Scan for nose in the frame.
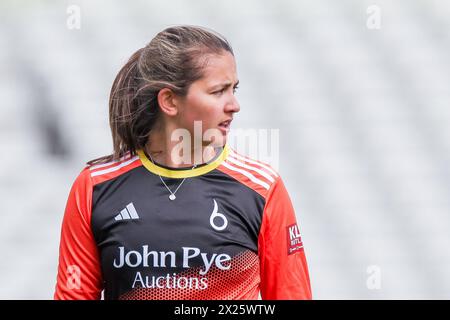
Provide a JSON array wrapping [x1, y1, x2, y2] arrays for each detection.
[[225, 95, 240, 114]]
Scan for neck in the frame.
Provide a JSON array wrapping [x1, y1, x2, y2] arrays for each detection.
[[146, 122, 219, 168]]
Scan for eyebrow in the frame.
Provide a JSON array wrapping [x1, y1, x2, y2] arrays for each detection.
[[210, 80, 239, 91]]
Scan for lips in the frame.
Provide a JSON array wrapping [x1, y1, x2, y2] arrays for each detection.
[[218, 119, 232, 132]]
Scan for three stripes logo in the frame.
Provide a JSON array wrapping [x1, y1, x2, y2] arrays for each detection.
[[114, 202, 140, 221]]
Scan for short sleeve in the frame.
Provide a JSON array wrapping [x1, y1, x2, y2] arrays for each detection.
[[54, 167, 103, 299], [258, 176, 312, 299]]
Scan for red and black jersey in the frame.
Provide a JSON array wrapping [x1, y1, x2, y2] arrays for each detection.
[[54, 145, 312, 300]]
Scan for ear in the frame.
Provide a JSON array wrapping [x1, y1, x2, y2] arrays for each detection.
[[157, 88, 179, 116]]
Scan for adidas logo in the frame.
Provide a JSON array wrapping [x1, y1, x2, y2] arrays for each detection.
[[114, 202, 140, 221]]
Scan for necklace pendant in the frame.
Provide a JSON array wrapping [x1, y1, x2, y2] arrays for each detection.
[[169, 194, 176, 201]]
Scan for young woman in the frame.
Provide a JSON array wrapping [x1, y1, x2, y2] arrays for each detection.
[[54, 25, 311, 300]]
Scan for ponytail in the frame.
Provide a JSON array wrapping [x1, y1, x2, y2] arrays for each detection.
[[87, 48, 159, 166]]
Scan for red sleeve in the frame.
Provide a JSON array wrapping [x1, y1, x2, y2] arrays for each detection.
[[258, 176, 312, 300], [54, 167, 103, 300]]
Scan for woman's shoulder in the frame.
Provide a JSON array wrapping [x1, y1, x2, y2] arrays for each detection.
[[220, 146, 281, 197], [77, 152, 142, 185], [226, 147, 280, 176]]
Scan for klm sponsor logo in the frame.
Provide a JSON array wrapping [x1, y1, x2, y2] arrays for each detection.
[[287, 223, 304, 255], [289, 224, 301, 241], [114, 202, 139, 221]]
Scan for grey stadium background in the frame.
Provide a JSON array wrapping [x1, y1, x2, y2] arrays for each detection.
[[0, 0, 449, 299]]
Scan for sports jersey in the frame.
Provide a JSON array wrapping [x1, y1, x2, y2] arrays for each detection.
[[54, 145, 311, 300]]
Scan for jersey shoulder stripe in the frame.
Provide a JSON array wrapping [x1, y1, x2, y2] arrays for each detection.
[[88, 153, 134, 171], [89, 154, 142, 185], [228, 149, 279, 178], [217, 148, 279, 199]]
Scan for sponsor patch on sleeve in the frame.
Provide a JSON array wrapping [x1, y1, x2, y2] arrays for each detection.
[[287, 223, 304, 255]]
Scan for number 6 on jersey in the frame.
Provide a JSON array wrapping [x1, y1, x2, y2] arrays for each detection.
[[210, 199, 228, 231]]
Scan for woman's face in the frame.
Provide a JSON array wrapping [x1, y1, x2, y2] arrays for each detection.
[[175, 51, 240, 147]]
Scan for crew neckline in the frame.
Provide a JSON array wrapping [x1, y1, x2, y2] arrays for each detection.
[[137, 144, 229, 178]]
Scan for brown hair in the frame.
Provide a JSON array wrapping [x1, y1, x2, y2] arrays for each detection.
[[87, 25, 233, 166]]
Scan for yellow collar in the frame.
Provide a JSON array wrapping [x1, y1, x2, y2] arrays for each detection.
[[137, 145, 229, 178]]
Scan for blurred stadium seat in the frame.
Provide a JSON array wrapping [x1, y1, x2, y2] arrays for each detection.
[[0, 0, 449, 299]]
